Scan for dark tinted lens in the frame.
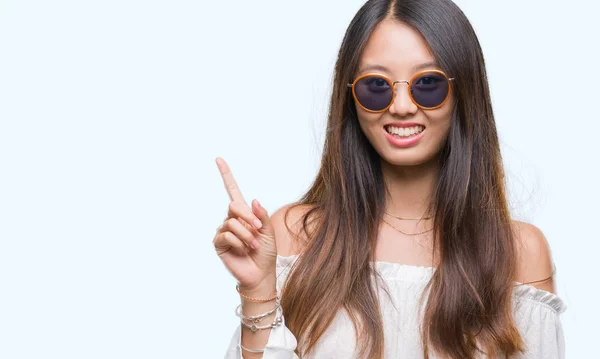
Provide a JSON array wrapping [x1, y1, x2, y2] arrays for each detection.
[[353, 76, 393, 111], [410, 72, 449, 108]]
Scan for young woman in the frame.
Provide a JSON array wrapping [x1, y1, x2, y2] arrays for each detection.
[[214, 0, 565, 358]]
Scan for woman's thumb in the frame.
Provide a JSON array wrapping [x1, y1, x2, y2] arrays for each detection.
[[251, 199, 274, 238]]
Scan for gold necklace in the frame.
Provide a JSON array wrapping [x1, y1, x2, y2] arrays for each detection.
[[384, 211, 433, 221], [381, 217, 433, 236]]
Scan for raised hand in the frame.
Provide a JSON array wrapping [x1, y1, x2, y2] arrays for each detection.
[[213, 157, 278, 292]]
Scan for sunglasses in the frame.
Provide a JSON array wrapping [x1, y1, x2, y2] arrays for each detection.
[[347, 70, 455, 113]]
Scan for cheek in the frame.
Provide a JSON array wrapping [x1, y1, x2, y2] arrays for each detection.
[[356, 111, 383, 136], [430, 113, 452, 134], [427, 100, 454, 135]]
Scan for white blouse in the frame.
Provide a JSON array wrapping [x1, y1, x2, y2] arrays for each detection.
[[226, 254, 566, 358]]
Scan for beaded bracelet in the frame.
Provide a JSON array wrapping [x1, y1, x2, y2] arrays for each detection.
[[235, 299, 280, 323], [240, 307, 283, 332]]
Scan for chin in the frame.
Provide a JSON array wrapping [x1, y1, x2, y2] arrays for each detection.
[[385, 157, 428, 167], [380, 149, 438, 168]]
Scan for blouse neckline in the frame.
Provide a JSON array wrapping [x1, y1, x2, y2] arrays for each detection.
[[275, 254, 567, 314]]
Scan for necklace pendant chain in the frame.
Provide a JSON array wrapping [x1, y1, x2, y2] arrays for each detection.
[[384, 210, 433, 221], [381, 217, 433, 236]]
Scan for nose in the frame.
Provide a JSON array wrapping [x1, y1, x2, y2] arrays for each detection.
[[388, 81, 418, 116]]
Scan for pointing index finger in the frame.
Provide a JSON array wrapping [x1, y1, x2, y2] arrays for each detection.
[[215, 157, 247, 203]]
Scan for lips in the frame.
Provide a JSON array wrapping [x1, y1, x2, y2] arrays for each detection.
[[383, 125, 425, 147], [384, 124, 425, 137]]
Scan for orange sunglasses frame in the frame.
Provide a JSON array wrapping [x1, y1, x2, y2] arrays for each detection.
[[347, 69, 455, 113]]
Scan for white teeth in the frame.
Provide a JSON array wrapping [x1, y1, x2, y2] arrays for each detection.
[[386, 125, 424, 137]]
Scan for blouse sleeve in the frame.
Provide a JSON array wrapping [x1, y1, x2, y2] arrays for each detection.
[[512, 284, 567, 359], [224, 308, 299, 359]]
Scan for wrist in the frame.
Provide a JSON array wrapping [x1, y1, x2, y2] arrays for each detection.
[[238, 274, 277, 298], [238, 276, 279, 317]]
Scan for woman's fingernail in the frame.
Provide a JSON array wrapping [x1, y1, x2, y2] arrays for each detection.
[[253, 219, 262, 229], [251, 240, 259, 249]]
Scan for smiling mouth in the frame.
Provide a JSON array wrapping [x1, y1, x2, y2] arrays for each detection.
[[384, 124, 425, 138]]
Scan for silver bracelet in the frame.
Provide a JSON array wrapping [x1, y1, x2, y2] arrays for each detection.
[[240, 343, 265, 353], [240, 307, 283, 332], [235, 299, 280, 323]]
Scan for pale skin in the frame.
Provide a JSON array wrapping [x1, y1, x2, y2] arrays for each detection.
[[214, 157, 279, 359], [214, 18, 555, 358]]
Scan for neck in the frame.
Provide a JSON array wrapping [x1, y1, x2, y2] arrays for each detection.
[[381, 156, 440, 219]]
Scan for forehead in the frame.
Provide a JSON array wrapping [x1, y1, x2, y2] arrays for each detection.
[[359, 19, 438, 76]]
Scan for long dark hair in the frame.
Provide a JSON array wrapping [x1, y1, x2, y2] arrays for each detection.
[[280, 0, 524, 358]]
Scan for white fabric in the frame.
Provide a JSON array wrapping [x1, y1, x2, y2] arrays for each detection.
[[226, 254, 566, 358]]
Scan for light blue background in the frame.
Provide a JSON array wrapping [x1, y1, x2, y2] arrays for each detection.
[[1, 0, 598, 357]]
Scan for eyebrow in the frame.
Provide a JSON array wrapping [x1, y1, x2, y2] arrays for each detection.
[[358, 61, 440, 74]]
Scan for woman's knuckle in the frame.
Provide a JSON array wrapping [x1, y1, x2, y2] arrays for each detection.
[[225, 218, 236, 227]]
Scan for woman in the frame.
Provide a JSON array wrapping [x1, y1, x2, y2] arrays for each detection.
[[214, 0, 565, 358]]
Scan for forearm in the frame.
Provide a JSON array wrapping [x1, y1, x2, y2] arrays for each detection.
[[238, 276, 278, 359]]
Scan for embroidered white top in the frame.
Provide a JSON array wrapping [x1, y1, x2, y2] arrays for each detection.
[[226, 254, 566, 359]]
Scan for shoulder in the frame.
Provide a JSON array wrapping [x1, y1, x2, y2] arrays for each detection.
[[511, 220, 556, 293], [270, 202, 317, 257]]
